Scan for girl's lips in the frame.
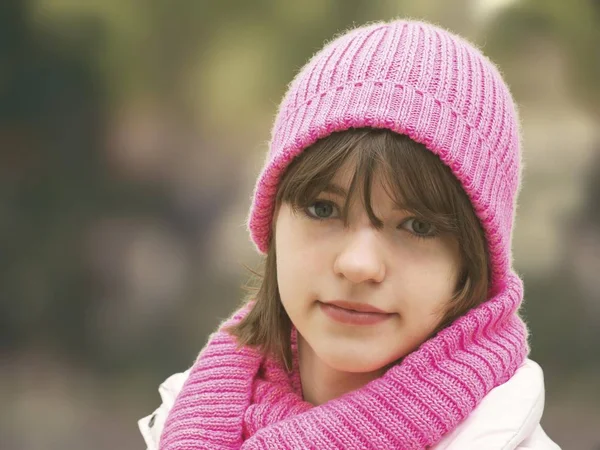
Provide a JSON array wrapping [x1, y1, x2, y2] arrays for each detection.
[[318, 300, 395, 326], [325, 300, 390, 314]]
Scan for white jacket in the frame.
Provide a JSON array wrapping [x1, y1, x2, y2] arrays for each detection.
[[139, 358, 560, 449]]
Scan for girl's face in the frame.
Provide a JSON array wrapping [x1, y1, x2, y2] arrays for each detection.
[[275, 160, 462, 373]]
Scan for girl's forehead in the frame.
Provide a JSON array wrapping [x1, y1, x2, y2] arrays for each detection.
[[330, 160, 356, 184], [330, 158, 391, 190], [326, 161, 399, 206]]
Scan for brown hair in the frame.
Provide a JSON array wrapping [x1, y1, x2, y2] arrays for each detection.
[[228, 128, 489, 369]]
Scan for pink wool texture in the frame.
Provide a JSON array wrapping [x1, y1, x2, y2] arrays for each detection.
[[159, 19, 529, 450]]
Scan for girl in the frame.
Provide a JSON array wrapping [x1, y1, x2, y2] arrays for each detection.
[[140, 19, 560, 449]]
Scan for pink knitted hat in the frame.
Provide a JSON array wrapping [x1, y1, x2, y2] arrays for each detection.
[[248, 19, 521, 296]]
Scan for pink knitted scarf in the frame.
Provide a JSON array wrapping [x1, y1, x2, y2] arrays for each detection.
[[159, 271, 527, 450]]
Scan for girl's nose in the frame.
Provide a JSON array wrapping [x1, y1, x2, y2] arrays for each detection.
[[333, 229, 386, 284]]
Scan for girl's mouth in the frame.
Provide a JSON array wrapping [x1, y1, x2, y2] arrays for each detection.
[[318, 300, 395, 325]]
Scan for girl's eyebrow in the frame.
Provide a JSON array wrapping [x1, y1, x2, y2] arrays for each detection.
[[321, 183, 347, 197], [322, 182, 411, 212]]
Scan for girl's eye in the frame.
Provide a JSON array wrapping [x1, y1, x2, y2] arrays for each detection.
[[400, 218, 437, 238], [306, 201, 339, 219]]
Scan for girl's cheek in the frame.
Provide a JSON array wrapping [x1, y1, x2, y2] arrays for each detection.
[[300, 219, 344, 242]]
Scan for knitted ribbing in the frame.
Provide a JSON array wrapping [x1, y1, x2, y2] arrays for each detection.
[[159, 19, 529, 450], [248, 20, 521, 296]]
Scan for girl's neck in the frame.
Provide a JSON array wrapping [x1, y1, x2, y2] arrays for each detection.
[[297, 334, 385, 406]]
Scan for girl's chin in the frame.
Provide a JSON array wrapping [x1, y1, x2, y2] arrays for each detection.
[[316, 350, 396, 374]]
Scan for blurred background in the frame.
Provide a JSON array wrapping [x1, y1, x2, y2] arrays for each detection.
[[1, 0, 599, 448]]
